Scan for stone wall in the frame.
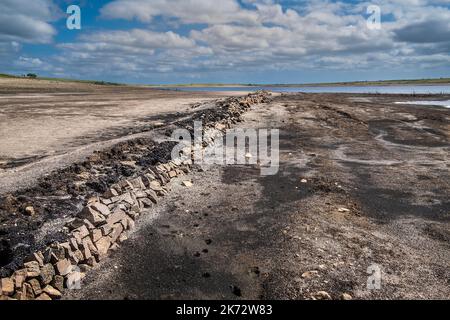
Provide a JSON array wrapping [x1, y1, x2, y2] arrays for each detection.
[[0, 91, 271, 300]]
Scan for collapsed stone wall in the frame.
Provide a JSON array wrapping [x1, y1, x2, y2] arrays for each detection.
[[0, 91, 271, 300]]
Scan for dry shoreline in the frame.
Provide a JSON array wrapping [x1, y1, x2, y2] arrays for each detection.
[[0, 79, 449, 299]]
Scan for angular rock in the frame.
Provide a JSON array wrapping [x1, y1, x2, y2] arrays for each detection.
[[79, 206, 106, 226], [39, 264, 55, 286], [12, 269, 27, 289], [91, 202, 111, 216], [182, 180, 193, 187], [55, 259, 72, 276], [24, 251, 44, 267], [95, 236, 111, 258], [27, 278, 42, 296], [145, 189, 158, 204], [51, 275, 64, 292], [43, 285, 61, 299], [35, 293, 52, 300], [24, 261, 40, 278], [0, 277, 14, 296], [107, 209, 127, 226], [110, 224, 124, 243], [15, 283, 34, 300], [90, 228, 103, 243]]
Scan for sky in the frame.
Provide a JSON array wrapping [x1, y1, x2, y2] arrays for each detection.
[[0, 0, 450, 84]]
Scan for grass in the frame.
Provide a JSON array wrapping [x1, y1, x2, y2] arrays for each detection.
[[1, 73, 449, 87]]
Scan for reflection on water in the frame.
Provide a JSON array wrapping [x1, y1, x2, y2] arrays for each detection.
[[395, 100, 450, 108], [167, 85, 450, 94]]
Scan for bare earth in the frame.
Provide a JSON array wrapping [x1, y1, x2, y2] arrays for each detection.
[[0, 78, 244, 194], [0, 78, 449, 300]]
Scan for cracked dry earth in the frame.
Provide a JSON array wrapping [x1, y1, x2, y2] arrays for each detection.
[[66, 93, 449, 300]]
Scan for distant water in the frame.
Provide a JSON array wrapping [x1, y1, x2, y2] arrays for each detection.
[[395, 100, 450, 108], [167, 85, 450, 94]]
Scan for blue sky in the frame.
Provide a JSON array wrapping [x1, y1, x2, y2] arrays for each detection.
[[1, 0, 450, 84]]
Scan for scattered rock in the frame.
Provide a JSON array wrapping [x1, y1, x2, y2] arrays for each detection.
[[341, 293, 353, 300], [301, 270, 319, 279], [24, 206, 35, 216], [313, 291, 332, 300], [182, 180, 193, 187]]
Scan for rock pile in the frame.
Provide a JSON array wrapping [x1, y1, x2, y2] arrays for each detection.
[[0, 91, 271, 300]]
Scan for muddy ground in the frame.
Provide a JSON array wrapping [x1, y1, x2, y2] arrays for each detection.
[[67, 93, 449, 300], [1, 85, 449, 299]]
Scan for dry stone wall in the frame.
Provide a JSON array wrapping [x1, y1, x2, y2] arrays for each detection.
[[0, 91, 271, 300]]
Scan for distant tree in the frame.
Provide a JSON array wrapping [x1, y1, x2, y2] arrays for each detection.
[[26, 73, 37, 79]]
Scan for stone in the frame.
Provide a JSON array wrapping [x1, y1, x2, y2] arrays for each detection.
[[145, 189, 158, 203], [103, 188, 119, 199], [66, 218, 85, 230], [39, 264, 55, 285], [121, 192, 135, 205], [149, 180, 163, 191], [79, 206, 106, 226], [69, 237, 79, 251], [24, 206, 35, 216], [110, 224, 124, 243], [0, 277, 14, 295], [91, 202, 111, 216], [301, 270, 319, 279], [15, 283, 34, 300], [100, 223, 113, 236], [72, 225, 89, 239], [95, 236, 111, 258], [12, 269, 27, 289], [90, 228, 103, 242], [168, 171, 177, 178], [43, 285, 61, 299], [28, 278, 42, 295], [35, 293, 52, 300], [55, 259, 72, 276], [83, 219, 95, 230], [51, 275, 64, 292], [24, 252, 44, 267], [107, 209, 127, 226], [139, 198, 153, 208], [341, 293, 353, 300], [313, 291, 332, 300], [80, 238, 92, 260], [182, 180, 193, 187], [118, 233, 128, 243], [68, 250, 83, 265], [24, 261, 40, 277], [65, 271, 84, 290], [78, 264, 91, 273]]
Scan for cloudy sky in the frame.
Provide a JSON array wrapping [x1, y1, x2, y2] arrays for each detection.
[[1, 0, 450, 84]]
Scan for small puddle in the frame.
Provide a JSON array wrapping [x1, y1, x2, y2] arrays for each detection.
[[395, 100, 450, 108]]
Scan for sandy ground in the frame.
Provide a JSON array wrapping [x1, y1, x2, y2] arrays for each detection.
[[66, 93, 449, 300], [0, 79, 245, 194]]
